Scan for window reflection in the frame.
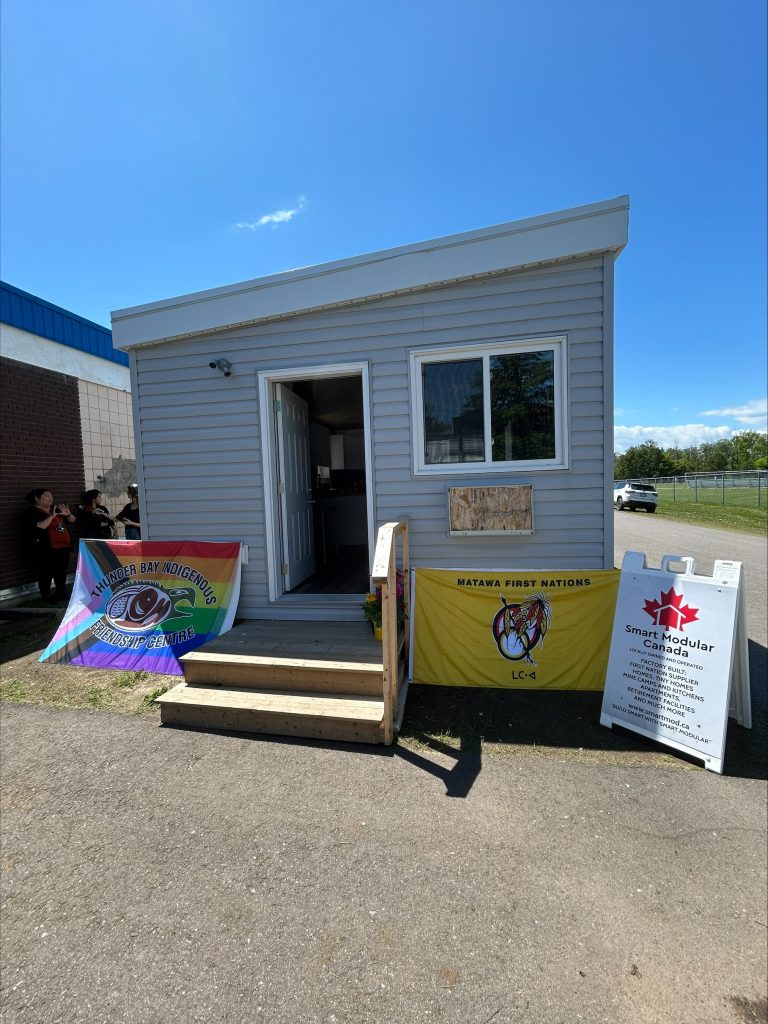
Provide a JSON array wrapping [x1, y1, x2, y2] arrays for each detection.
[[490, 351, 555, 461], [422, 360, 484, 464]]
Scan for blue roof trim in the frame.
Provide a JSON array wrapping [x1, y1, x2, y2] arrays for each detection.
[[0, 281, 129, 367]]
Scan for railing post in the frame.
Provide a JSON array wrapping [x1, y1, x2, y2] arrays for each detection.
[[401, 520, 410, 666], [371, 519, 410, 746], [380, 560, 395, 746]]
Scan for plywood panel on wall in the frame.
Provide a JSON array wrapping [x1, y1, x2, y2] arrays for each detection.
[[448, 485, 533, 535]]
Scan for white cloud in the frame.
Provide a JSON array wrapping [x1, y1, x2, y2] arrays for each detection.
[[614, 423, 733, 452], [235, 195, 307, 231], [699, 397, 767, 430], [614, 397, 767, 451]]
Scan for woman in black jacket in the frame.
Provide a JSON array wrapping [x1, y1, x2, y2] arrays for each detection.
[[76, 489, 116, 540], [115, 484, 141, 539], [25, 488, 75, 602]]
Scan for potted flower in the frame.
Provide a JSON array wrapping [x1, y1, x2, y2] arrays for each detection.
[[362, 571, 407, 640]]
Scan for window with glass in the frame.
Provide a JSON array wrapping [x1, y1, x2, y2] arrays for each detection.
[[412, 338, 566, 473]]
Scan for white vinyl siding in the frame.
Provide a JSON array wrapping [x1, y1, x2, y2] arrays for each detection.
[[131, 257, 609, 619]]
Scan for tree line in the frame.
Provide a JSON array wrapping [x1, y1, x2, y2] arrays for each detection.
[[614, 432, 768, 479]]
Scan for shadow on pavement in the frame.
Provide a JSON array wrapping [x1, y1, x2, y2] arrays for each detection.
[[394, 736, 482, 799], [0, 612, 61, 663], [748, 639, 767, 715], [399, 680, 768, 785], [160, 720, 484, 798]]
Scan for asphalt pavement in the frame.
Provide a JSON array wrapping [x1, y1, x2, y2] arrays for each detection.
[[1, 516, 766, 1024], [1, 703, 766, 1024]]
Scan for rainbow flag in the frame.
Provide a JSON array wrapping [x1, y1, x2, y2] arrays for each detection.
[[40, 540, 242, 675]]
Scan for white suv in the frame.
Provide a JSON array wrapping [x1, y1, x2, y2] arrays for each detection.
[[613, 480, 658, 513]]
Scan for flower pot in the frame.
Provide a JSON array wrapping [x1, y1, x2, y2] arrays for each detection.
[[373, 625, 383, 641]]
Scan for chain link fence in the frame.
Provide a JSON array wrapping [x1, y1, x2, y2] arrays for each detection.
[[619, 470, 767, 508]]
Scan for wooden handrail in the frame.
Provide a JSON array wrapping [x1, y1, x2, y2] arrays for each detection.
[[371, 519, 409, 745]]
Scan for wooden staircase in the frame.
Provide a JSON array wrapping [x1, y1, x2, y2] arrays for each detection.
[[156, 521, 410, 746]]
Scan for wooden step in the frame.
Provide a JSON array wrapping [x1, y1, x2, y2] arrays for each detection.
[[156, 683, 385, 744], [180, 619, 385, 696], [180, 651, 384, 695]]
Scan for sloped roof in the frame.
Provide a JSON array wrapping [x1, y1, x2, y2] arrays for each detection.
[[1, 281, 128, 367], [111, 195, 629, 351]]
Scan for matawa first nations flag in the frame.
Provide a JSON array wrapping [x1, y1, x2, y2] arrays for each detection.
[[412, 568, 620, 690], [40, 540, 242, 675]]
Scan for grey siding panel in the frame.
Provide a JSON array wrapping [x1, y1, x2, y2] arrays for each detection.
[[143, 451, 260, 467], [376, 477, 610, 497], [377, 491, 604, 511], [133, 257, 608, 618], [572, 416, 604, 431], [571, 403, 604, 419], [142, 440, 260, 456]]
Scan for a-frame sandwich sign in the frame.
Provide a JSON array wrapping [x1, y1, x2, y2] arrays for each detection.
[[600, 552, 751, 774]]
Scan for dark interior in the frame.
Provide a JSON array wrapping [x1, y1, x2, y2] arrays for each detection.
[[284, 377, 369, 595]]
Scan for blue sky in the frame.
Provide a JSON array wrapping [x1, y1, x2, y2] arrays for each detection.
[[1, 0, 765, 451]]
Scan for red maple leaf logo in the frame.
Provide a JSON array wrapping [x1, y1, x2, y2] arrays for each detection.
[[643, 587, 699, 631]]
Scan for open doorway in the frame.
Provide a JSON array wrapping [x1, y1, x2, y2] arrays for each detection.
[[263, 366, 373, 599]]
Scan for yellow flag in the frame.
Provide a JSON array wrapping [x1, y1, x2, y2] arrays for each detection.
[[412, 568, 620, 690]]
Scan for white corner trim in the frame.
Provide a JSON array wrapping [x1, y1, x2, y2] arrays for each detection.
[[602, 254, 616, 569]]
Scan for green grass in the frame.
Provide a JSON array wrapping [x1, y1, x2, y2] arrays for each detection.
[[654, 482, 766, 510], [143, 685, 170, 706], [114, 670, 150, 689], [650, 497, 767, 535], [0, 679, 29, 701], [638, 482, 768, 534]]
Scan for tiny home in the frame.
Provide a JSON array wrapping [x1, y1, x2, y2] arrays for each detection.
[[111, 197, 628, 623]]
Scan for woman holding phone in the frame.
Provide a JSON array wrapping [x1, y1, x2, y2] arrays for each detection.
[[25, 488, 75, 603], [76, 489, 116, 540]]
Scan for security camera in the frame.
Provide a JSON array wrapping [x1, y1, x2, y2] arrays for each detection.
[[209, 358, 232, 377]]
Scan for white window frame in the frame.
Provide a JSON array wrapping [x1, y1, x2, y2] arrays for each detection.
[[409, 335, 569, 476]]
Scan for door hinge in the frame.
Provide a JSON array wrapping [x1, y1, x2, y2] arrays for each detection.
[[274, 399, 282, 413], [281, 562, 289, 575], [278, 482, 286, 495]]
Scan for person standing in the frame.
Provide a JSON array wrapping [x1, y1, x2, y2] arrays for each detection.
[[76, 490, 116, 540], [115, 484, 141, 539], [24, 489, 75, 603]]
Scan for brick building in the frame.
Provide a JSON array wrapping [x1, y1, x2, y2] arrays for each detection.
[[0, 282, 136, 595]]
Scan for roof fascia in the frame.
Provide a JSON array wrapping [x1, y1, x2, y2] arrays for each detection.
[[111, 196, 629, 350]]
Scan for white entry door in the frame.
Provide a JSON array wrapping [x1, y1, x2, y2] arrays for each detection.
[[275, 383, 315, 590]]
